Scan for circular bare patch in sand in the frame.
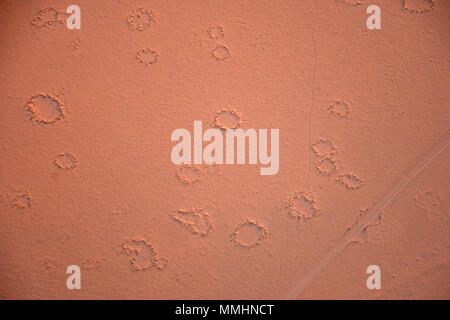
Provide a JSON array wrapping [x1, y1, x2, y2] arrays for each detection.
[[2, 188, 32, 210], [207, 26, 225, 39], [127, 8, 155, 31], [401, 0, 435, 13], [311, 139, 336, 158], [231, 219, 268, 248], [54, 153, 77, 170], [31, 7, 66, 29], [176, 165, 202, 184], [214, 109, 242, 130], [315, 157, 337, 176], [211, 45, 230, 61], [336, 173, 363, 190], [122, 238, 167, 271], [136, 48, 159, 65], [26, 93, 64, 124], [328, 100, 350, 118], [288, 191, 319, 220]]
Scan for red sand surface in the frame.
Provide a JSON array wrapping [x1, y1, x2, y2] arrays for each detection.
[[0, 0, 448, 299]]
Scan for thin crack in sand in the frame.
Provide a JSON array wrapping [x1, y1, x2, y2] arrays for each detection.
[[307, 0, 319, 184]]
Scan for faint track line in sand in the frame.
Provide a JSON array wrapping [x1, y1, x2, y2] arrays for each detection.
[[307, 0, 319, 185], [289, 0, 319, 280], [283, 0, 319, 279], [287, 133, 450, 299], [278, 221, 290, 278]]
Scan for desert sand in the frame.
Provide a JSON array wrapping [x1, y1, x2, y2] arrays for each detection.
[[0, 0, 448, 299]]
